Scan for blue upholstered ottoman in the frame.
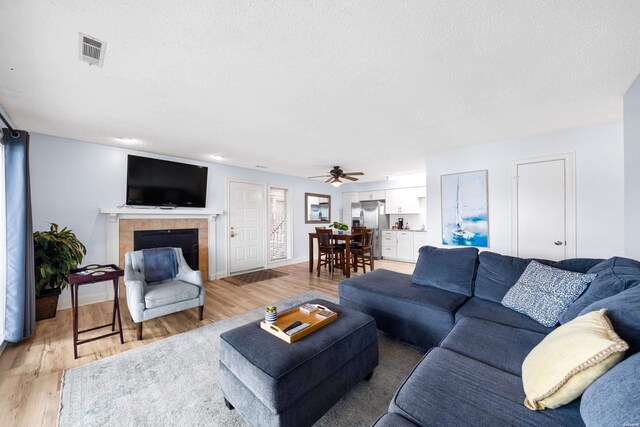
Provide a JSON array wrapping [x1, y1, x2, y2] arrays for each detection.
[[219, 299, 378, 427]]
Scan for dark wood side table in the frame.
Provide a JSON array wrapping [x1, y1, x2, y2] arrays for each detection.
[[68, 264, 125, 359]]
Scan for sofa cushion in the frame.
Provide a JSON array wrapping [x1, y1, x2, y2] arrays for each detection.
[[144, 280, 200, 308], [474, 251, 531, 303], [502, 261, 596, 327], [522, 309, 628, 410], [580, 353, 640, 427], [339, 269, 467, 348], [578, 285, 640, 355], [389, 348, 583, 427], [372, 413, 418, 427], [474, 251, 603, 303], [561, 257, 640, 324], [456, 297, 554, 334], [411, 246, 478, 296], [440, 317, 546, 377]]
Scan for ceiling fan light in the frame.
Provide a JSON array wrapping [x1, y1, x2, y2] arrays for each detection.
[[330, 179, 343, 187]]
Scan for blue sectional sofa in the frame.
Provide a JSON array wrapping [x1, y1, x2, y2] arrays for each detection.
[[338, 247, 640, 426]]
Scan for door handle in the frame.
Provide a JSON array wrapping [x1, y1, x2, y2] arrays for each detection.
[[230, 227, 236, 238], [554, 241, 563, 246]]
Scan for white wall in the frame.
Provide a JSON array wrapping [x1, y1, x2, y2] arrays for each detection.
[[424, 122, 625, 258], [624, 74, 640, 259], [28, 133, 342, 308]]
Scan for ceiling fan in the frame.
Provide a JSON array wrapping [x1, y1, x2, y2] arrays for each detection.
[[308, 166, 364, 187]]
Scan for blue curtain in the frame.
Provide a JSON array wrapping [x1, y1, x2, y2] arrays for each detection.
[[3, 128, 35, 342]]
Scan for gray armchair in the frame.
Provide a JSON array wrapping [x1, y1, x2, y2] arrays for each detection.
[[124, 247, 205, 340]]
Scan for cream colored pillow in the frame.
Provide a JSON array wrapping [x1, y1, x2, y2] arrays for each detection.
[[522, 309, 628, 410]]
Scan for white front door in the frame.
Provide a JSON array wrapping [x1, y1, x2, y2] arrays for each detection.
[[514, 158, 570, 260], [228, 181, 266, 274]]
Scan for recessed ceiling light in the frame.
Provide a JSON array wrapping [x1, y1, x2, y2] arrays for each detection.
[[114, 137, 140, 145], [210, 155, 225, 161], [255, 165, 268, 169]]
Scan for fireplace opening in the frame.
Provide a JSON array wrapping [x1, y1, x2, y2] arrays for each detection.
[[134, 228, 199, 271]]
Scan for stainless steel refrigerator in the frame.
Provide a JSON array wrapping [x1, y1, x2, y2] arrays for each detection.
[[351, 201, 389, 259]]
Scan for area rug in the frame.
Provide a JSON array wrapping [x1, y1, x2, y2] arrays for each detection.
[[58, 291, 424, 426], [222, 269, 289, 286]]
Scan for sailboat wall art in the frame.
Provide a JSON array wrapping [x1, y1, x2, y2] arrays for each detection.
[[441, 170, 489, 247]]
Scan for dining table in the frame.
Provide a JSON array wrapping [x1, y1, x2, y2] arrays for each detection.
[[308, 231, 363, 279]]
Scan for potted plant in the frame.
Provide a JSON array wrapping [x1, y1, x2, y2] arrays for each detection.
[[328, 222, 349, 234], [33, 223, 86, 321], [265, 305, 278, 324]]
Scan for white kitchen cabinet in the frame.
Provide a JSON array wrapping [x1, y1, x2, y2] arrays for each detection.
[[358, 190, 386, 201], [413, 232, 429, 261], [382, 230, 396, 247], [381, 230, 423, 262], [342, 192, 360, 223], [385, 187, 424, 214], [396, 231, 414, 261]]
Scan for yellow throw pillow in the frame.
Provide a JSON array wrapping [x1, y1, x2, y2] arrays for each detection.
[[522, 309, 628, 410]]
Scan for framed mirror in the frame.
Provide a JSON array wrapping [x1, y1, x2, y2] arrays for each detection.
[[305, 193, 331, 224]]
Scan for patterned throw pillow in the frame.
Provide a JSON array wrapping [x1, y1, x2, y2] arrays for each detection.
[[502, 261, 596, 327]]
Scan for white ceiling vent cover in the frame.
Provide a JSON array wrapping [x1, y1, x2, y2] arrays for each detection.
[[79, 33, 106, 67]]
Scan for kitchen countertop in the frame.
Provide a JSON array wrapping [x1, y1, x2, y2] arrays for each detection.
[[383, 229, 426, 232]]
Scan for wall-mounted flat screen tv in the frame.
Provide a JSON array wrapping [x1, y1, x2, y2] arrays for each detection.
[[126, 155, 208, 207]]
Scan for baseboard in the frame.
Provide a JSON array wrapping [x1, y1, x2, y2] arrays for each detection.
[[210, 257, 309, 281], [268, 256, 308, 268], [57, 292, 112, 310]]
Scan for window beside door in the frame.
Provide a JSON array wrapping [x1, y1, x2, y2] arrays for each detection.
[[269, 187, 290, 262]]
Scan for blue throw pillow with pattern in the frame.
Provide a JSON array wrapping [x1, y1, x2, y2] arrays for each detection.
[[502, 260, 596, 327]]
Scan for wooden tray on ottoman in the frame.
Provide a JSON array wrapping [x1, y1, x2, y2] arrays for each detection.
[[260, 304, 337, 343]]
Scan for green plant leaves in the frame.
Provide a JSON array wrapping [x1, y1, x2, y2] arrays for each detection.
[[33, 223, 86, 297]]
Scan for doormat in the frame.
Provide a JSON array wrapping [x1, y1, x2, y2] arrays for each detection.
[[222, 269, 289, 286]]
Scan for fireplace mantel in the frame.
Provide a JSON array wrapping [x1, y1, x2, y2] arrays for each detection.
[[99, 208, 223, 291], [99, 207, 222, 220]]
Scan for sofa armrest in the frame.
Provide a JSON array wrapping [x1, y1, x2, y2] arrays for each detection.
[[125, 279, 146, 323]]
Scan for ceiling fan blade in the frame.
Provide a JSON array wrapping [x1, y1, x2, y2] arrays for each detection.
[[342, 176, 359, 181], [308, 175, 331, 178], [343, 172, 364, 176], [325, 177, 334, 183]]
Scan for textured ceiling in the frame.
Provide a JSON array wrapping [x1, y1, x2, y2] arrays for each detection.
[[1, 1, 640, 181]]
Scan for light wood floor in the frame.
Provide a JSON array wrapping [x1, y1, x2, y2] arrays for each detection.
[[0, 259, 414, 427]]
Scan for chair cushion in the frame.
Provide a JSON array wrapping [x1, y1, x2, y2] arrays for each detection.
[[580, 352, 640, 427], [474, 251, 603, 303], [440, 317, 546, 376], [389, 348, 583, 427], [522, 309, 628, 410], [456, 297, 554, 334], [578, 285, 640, 355], [502, 261, 596, 327], [142, 247, 178, 282], [561, 257, 640, 324], [144, 280, 200, 308], [411, 246, 478, 296]]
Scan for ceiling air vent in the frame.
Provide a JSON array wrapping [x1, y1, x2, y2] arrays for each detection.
[[79, 33, 106, 67]]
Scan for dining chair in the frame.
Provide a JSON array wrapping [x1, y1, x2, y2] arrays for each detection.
[[316, 227, 346, 279], [351, 229, 374, 273], [350, 226, 367, 251]]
